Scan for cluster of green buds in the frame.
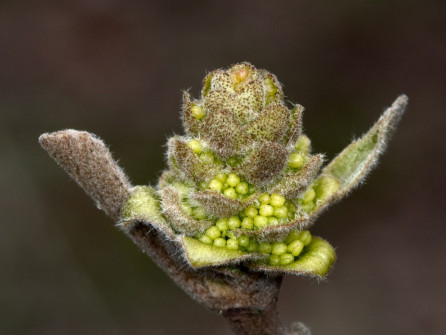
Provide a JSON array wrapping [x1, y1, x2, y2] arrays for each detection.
[[121, 62, 407, 278], [197, 227, 312, 266]]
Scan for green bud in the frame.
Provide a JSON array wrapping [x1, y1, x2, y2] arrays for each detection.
[[280, 253, 295, 265], [208, 179, 223, 192], [258, 193, 270, 204], [241, 217, 254, 230], [287, 239, 304, 256], [245, 205, 258, 218], [187, 139, 203, 154], [259, 204, 274, 217], [216, 218, 229, 231], [227, 173, 240, 187], [288, 152, 305, 169], [191, 104, 205, 120], [271, 242, 288, 255], [273, 206, 288, 219], [258, 242, 272, 254], [238, 235, 250, 247], [267, 217, 279, 226], [270, 193, 286, 207], [223, 187, 237, 199], [215, 173, 228, 183], [269, 254, 281, 266], [206, 226, 221, 240], [235, 182, 249, 195], [200, 151, 215, 164], [254, 215, 268, 228], [295, 135, 311, 154], [228, 216, 242, 229], [226, 238, 239, 250], [198, 234, 213, 244], [213, 237, 227, 247], [246, 240, 259, 252], [193, 207, 206, 220]]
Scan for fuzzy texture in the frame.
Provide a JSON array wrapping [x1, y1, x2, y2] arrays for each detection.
[[40, 63, 407, 335], [39, 130, 131, 221]]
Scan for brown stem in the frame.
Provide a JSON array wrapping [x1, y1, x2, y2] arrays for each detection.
[[223, 301, 283, 335]]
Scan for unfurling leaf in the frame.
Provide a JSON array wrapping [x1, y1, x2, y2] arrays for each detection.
[[250, 237, 336, 278], [181, 236, 266, 268]]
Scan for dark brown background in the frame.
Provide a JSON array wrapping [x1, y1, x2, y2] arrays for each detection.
[[1, 1, 445, 334]]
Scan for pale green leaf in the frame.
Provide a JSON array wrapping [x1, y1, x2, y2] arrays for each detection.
[[181, 236, 266, 268], [300, 95, 407, 220], [250, 237, 336, 278]]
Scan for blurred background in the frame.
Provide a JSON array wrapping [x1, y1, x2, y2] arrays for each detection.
[[1, 1, 445, 334]]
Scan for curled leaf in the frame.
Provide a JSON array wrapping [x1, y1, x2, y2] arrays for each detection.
[[181, 236, 266, 268], [304, 95, 408, 221], [250, 237, 336, 278]]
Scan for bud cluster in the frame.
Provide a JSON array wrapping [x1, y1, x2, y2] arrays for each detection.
[[196, 228, 313, 266], [119, 62, 406, 276]]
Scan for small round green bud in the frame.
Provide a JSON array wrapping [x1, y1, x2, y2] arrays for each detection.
[[193, 207, 206, 220], [271, 242, 288, 255], [280, 253, 295, 265], [285, 230, 301, 244], [269, 255, 281, 266], [238, 235, 250, 247], [200, 152, 214, 164], [227, 173, 240, 187], [315, 176, 339, 201], [270, 193, 286, 207], [286, 202, 296, 213], [241, 217, 254, 230], [216, 218, 229, 231], [206, 226, 221, 240], [258, 242, 272, 254], [180, 203, 193, 216], [298, 230, 312, 246], [228, 216, 242, 229], [191, 105, 205, 120], [267, 217, 279, 226], [246, 240, 259, 252], [273, 206, 288, 219], [302, 187, 316, 204], [295, 135, 311, 154], [259, 204, 274, 217], [258, 193, 270, 204], [223, 187, 237, 199], [208, 179, 223, 192], [254, 216, 268, 229], [235, 182, 249, 195], [187, 139, 203, 154], [227, 156, 239, 167], [198, 234, 213, 244], [248, 185, 256, 194], [245, 205, 258, 218], [226, 238, 239, 250], [288, 152, 305, 169], [215, 173, 228, 183], [287, 239, 304, 256], [213, 237, 227, 247]]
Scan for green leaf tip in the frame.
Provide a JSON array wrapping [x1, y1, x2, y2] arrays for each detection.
[[119, 186, 174, 238], [181, 236, 266, 268], [250, 237, 336, 278], [299, 95, 408, 220], [323, 94, 408, 196]]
